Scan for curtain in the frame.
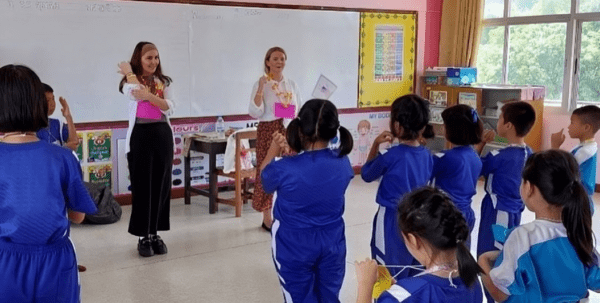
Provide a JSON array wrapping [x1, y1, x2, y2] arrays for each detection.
[[438, 0, 484, 67]]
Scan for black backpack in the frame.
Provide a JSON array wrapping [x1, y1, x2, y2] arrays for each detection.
[[82, 182, 122, 224]]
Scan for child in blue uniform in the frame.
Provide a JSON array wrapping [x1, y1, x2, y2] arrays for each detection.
[[479, 150, 600, 302], [361, 94, 434, 279], [36, 83, 79, 151], [261, 99, 354, 302], [551, 105, 600, 213], [0, 65, 97, 302], [355, 187, 483, 303], [431, 105, 483, 243], [475, 101, 535, 303]]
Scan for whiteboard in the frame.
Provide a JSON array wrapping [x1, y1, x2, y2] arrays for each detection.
[[0, 0, 360, 122]]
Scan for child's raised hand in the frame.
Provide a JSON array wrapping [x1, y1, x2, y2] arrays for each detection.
[[58, 97, 72, 119], [483, 129, 496, 143], [551, 128, 566, 149], [374, 131, 394, 145], [355, 258, 379, 289], [273, 132, 290, 154]]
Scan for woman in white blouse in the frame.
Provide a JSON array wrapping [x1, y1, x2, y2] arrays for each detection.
[[118, 42, 174, 257], [249, 46, 302, 231]]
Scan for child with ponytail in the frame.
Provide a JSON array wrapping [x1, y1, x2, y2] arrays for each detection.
[[479, 149, 600, 302], [261, 99, 354, 302], [355, 187, 483, 302], [361, 94, 435, 279], [431, 104, 483, 246]]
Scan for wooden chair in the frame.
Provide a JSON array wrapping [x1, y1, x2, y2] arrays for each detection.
[[215, 130, 257, 217]]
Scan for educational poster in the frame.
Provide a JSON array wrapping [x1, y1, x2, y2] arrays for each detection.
[[458, 92, 477, 109], [339, 112, 391, 166], [75, 132, 84, 163], [429, 91, 448, 107], [116, 139, 130, 194], [88, 164, 112, 188], [430, 107, 444, 124], [374, 25, 403, 82], [359, 12, 417, 108], [87, 130, 111, 162]]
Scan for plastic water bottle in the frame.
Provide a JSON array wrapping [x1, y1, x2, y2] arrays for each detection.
[[216, 116, 225, 139]]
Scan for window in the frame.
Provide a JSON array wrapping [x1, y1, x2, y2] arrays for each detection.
[[478, 0, 600, 109], [511, 0, 570, 16], [507, 23, 566, 101], [577, 21, 600, 105]]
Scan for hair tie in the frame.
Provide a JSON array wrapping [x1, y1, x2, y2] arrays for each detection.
[[471, 108, 478, 123], [456, 239, 463, 244]]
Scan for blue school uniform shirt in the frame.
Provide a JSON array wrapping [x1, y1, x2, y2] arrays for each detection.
[[377, 274, 483, 302], [0, 141, 96, 245], [361, 144, 433, 208], [431, 146, 482, 213], [481, 145, 533, 213], [36, 118, 69, 146], [261, 149, 354, 228], [572, 141, 597, 196], [490, 220, 600, 302]]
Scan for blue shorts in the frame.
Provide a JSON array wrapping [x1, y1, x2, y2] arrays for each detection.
[[271, 219, 346, 303], [371, 205, 421, 279], [0, 237, 80, 303]]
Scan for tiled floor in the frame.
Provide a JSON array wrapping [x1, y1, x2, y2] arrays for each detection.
[[72, 178, 600, 302]]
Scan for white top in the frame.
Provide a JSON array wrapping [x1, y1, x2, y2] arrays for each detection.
[[122, 81, 175, 154], [248, 75, 302, 122]]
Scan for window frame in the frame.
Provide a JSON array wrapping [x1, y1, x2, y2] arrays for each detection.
[[480, 0, 600, 112]]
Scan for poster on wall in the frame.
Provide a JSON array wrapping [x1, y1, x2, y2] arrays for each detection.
[[75, 132, 84, 162], [458, 92, 477, 109], [374, 25, 403, 82], [88, 164, 112, 188], [429, 91, 448, 107], [340, 111, 392, 166], [358, 12, 417, 108], [117, 139, 130, 194], [430, 107, 444, 124], [87, 131, 111, 162]]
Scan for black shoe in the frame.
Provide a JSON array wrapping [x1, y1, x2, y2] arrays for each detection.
[[261, 222, 272, 233], [151, 235, 168, 255], [138, 237, 154, 257]]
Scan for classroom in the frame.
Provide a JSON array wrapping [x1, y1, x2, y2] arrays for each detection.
[[1, 0, 600, 302]]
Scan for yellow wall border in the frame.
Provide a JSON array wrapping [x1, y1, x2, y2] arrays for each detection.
[[359, 12, 417, 108]]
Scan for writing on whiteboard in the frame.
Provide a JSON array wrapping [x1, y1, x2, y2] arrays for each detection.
[[10, 1, 58, 10], [233, 8, 262, 17], [36, 1, 58, 10], [87, 3, 121, 13], [192, 11, 222, 20]]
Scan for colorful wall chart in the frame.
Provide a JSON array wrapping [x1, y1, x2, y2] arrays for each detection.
[[359, 12, 417, 108]]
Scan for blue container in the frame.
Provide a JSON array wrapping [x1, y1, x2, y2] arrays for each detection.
[[446, 77, 461, 86], [446, 68, 461, 77], [459, 68, 477, 84]]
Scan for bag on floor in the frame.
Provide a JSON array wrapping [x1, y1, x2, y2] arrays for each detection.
[[82, 182, 122, 224]]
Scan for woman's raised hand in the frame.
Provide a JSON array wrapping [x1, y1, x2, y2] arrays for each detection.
[[118, 61, 133, 76]]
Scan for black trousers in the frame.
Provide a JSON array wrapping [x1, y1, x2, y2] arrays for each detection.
[[127, 122, 173, 237]]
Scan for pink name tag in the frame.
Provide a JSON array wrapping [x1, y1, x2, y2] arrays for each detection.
[[274, 103, 296, 119], [136, 101, 162, 120]]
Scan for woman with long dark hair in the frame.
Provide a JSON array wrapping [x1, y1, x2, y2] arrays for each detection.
[[118, 42, 174, 257]]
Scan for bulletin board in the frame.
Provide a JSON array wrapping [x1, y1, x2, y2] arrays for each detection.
[[358, 12, 417, 108]]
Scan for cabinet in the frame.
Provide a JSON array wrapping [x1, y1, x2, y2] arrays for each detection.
[[420, 83, 545, 153]]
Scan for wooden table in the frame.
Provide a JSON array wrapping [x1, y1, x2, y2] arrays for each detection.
[[183, 135, 227, 214]]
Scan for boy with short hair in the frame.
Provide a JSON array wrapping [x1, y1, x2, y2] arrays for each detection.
[[36, 83, 79, 151], [551, 105, 600, 212], [474, 101, 536, 303]]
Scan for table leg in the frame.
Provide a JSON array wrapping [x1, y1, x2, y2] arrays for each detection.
[[184, 155, 191, 205], [209, 151, 218, 214]]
